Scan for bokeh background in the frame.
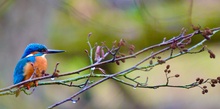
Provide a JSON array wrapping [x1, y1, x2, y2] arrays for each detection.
[[0, 0, 220, 109]]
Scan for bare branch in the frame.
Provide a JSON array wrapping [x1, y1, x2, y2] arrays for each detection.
[[0, 27, 220, 109]]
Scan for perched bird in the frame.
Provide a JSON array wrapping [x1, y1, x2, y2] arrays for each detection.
[[13, 43, 64, 93]]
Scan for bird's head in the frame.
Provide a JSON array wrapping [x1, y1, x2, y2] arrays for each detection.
[[21, 43, 65, 59]]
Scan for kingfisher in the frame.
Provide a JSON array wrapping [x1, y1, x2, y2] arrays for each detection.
[[13, 43, 64, 93]]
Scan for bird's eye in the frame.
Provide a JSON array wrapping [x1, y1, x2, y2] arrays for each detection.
[[41, 49, 47, 52]]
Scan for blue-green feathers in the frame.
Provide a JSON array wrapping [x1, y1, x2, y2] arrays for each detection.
[[13, 55, 36, 84], [21, 43, 47, 59], [13, 43, 47, 84]]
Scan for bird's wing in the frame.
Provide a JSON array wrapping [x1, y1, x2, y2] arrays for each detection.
[[13, 56, 36, 84]]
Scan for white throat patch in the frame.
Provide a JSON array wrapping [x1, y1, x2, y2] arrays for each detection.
[[25, 54, 46, 58], [25, 54, 33, 58], [41, 54, 46, 58]]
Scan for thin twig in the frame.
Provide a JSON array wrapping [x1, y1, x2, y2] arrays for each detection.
[[0, 27, 220, 108]]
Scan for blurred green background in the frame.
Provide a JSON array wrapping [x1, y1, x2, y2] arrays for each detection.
[[0, 0, 220, 109]]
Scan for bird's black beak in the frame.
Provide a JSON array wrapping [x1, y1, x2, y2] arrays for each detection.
[[47, 49, 65, 54]]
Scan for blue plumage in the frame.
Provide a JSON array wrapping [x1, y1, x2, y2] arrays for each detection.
[[21, 43, 47, 59], [13, 56, 36, 84], [13, 43, 64, 97], [13, 43, 64, 87]]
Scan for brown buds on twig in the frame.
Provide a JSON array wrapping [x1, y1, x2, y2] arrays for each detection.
[[129, 44, 135, 55], [208, 49, 215, 59], [217, 77, 220, 82], [194, 76, 220, 94], [118, 39, 126, 47], [164, 64, 180, 85], [95, 46, 101, 61], [202, 89, 208, 94], [175, 74, 180, 78], [202, 28, 213, 40], [199, 78, 204, 84], [196, 77, 200, 82], [88, 32, 92, 38], [120, 54, 126, 63], [195, 78, 209, 95], [52, 62, 60, 78], [115, 60, 120, 65], [166, 65, 170, 69], [192, 24, 201, 31], [85, 49, 89, 55], [157, 59, 165, 64], [1, 26, 220, 108], [170, 41, 177, 49], [204, 28, 213, 35], [115, 55, 120, 65], [149, 60, 153, 65], [164, 65, 170, 74], [95, 46, 105, 61], [211, 77, 220, 87], [115, 54, 126, 65]]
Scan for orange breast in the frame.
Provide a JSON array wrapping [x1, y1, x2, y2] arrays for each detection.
[[23, 56, 47, 87]]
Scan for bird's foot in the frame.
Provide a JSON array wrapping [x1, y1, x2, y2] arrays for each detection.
[[27, 85, 30, 90], [34, 81, 38, 87]]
